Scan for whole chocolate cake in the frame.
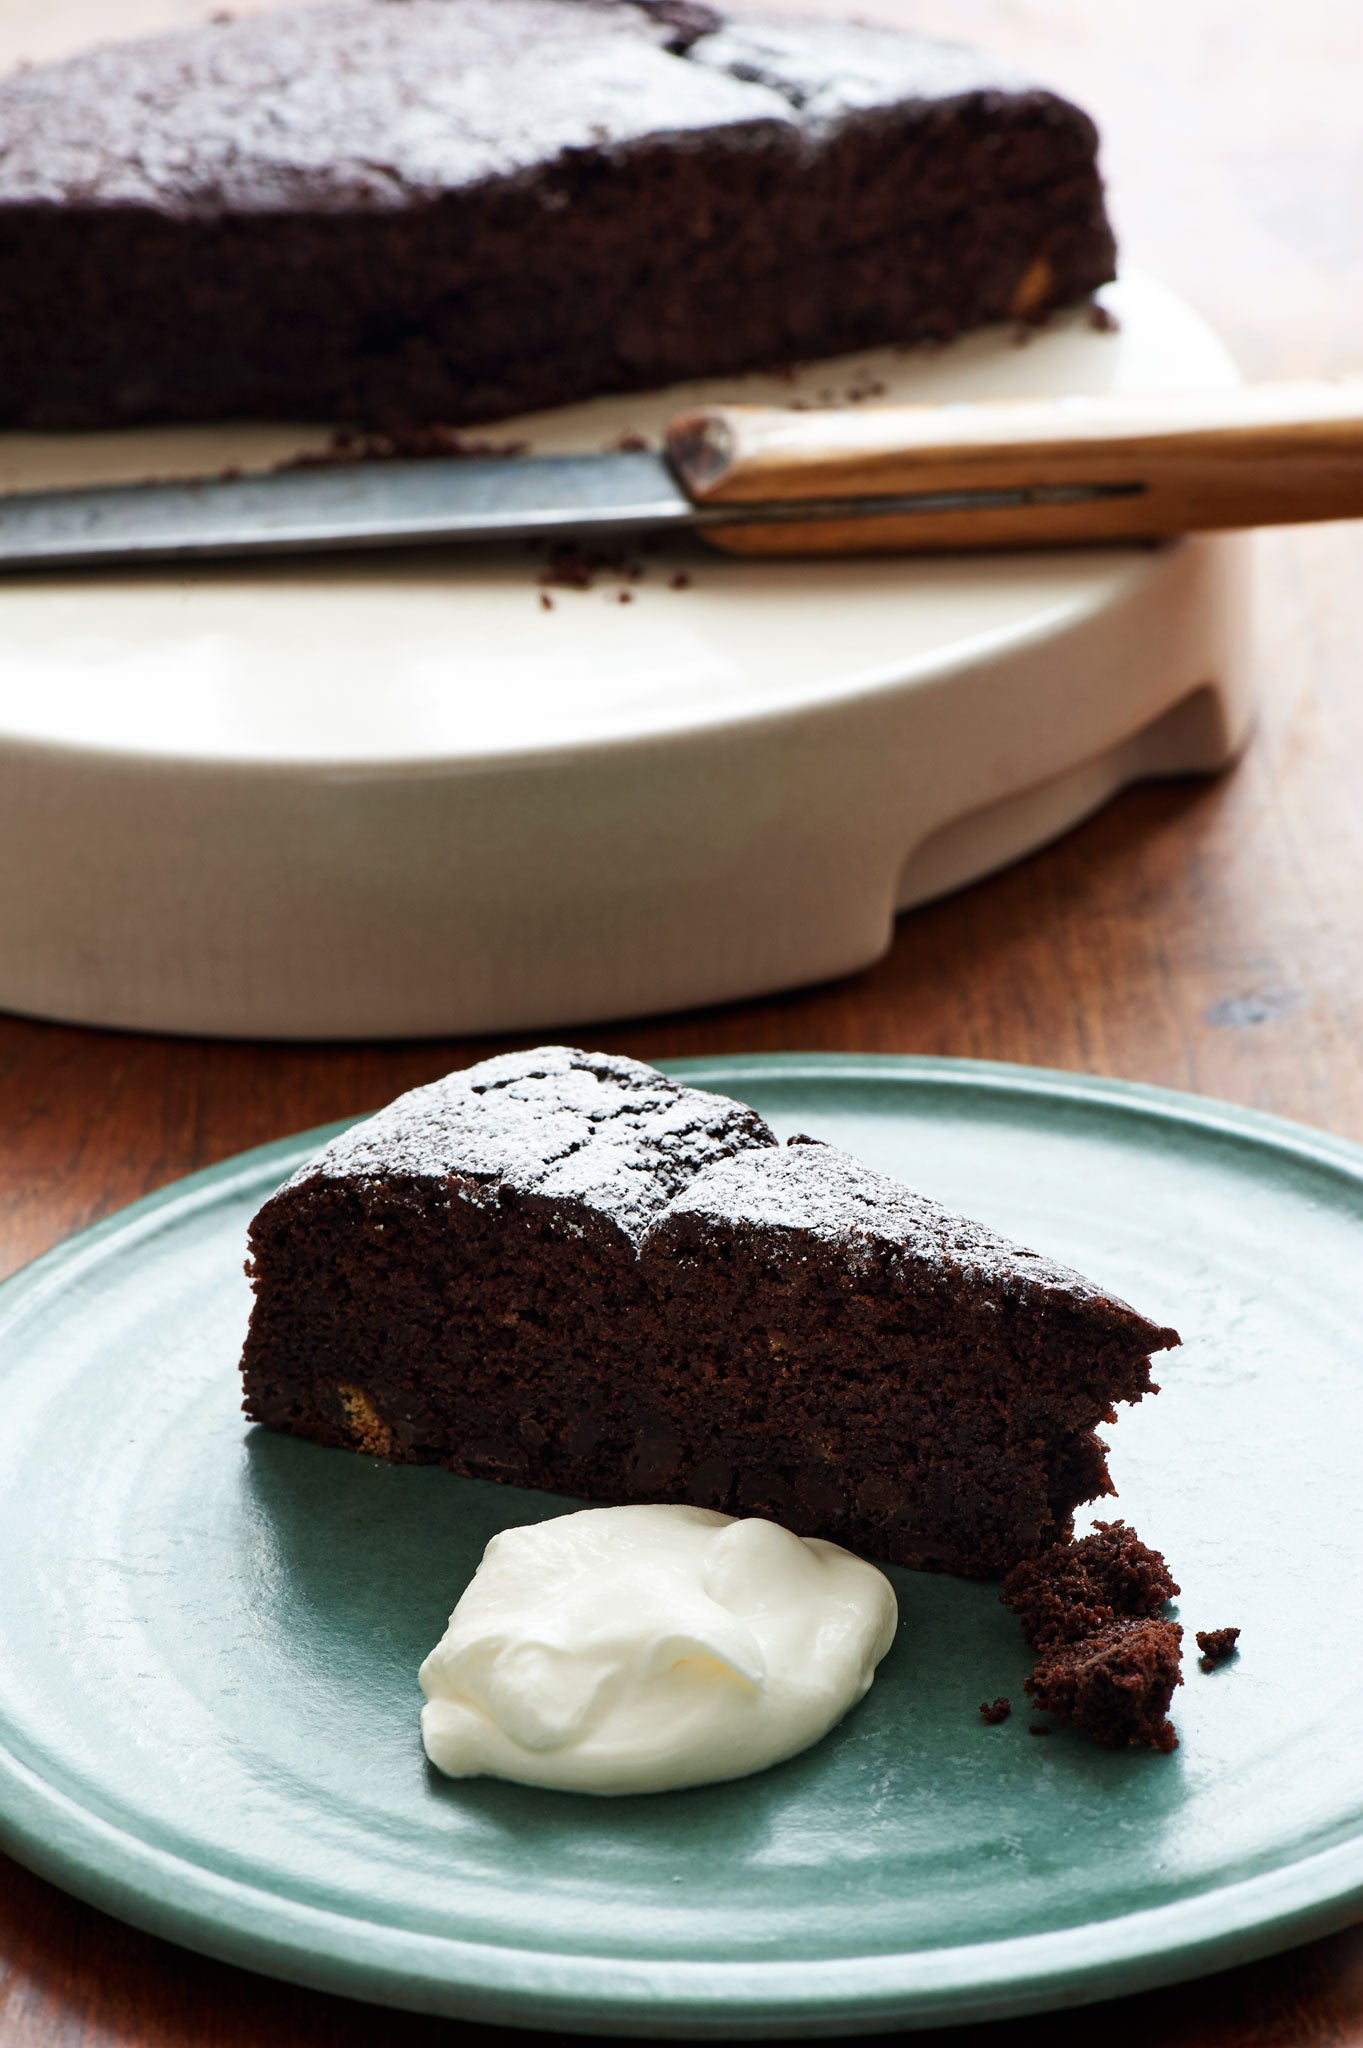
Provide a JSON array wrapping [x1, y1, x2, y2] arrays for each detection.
[[0, 0, 1116, 429], [240, 1048, 1177, 1576]]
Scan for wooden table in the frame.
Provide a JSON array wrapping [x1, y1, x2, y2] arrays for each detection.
[[3, 0, 1362, 2040]]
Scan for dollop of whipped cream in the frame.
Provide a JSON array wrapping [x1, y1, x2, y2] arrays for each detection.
[[418, 1503, 897, 1796]]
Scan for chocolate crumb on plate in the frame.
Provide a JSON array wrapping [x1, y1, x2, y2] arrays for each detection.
[[980, 1696, 1011, 1725], [1002, 1521, 1184, 1751], [539, 543, 645, 592], [1197, 1626, 1240, 1670], [1001, 1521, 1179, 1648], [1026, 1617, 1183, 1753]]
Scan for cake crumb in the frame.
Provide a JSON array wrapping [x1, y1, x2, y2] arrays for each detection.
[[1003, 1523, 1184, 1752], [1087, 300, 1121, 333], [537, 543, 646, 592], [1002, 1521, 1179, 1648], [615, 588, 634, 604], [538, 592, 554, 611], [1196, 1626, 1240, 1670], [1027, 1721, 1051, 1737], [280, 424, 527, 469], [980, 1696, 1011, 1725], [1027, 1618, 1182, 1752], [668, 570, 692, 590], [538, 544, 595, 590]]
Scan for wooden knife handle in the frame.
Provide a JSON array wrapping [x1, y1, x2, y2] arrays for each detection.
[[665, 381, 1363, 553]]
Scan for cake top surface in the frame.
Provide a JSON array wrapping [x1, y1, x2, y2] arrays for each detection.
[[284, 1046, 775, 1245], [685, 15, 1036, 125], [655, 1137, 1180, 1344], [0, 0, 1059, 215]]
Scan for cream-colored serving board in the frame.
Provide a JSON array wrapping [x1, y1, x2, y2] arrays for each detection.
[[0, 273, 1250, 1039]]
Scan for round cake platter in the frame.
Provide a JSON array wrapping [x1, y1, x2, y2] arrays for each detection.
[[0, 274, 1252, 1040], [1, 1054, 1362, 2034]]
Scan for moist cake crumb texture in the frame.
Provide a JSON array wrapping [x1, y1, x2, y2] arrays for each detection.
[[1002, 1521, 1184, 1749], [979, 1696, 1012, 1725], [1196, 1626, 1240, 1669], [240, 1046, 1178, 1579], [1000, 1520, 1180, 1645], [1026, 1618, 1183, 1752]]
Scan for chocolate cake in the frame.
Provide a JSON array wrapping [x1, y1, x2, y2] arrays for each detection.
[[240, 1047, 1178, 1577], [1002, 1521, 1184, 1749], [0, 0, 1117, 430]]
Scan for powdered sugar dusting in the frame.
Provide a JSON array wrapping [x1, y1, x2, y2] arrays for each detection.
[[653, 1139, 1178, 1339], [286, 1046, 777, 1245]]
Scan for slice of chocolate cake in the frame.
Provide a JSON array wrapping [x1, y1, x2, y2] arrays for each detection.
[[241, 1048, 1177, 1576], [0, 0, 1116, 430]]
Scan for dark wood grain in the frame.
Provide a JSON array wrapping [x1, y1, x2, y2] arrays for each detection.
[[3, 0, 1363, 2041]]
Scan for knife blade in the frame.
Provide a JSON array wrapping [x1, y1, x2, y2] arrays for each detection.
[[0, 451, 700, 570], [0, 448, 1142, 571], [1, 379, 1361, 571]]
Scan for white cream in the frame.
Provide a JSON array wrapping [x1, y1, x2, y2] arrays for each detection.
[[418, 1503, 897, 1796]]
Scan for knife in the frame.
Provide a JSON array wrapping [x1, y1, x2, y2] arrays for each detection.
[[3, 379, 1363, 571]]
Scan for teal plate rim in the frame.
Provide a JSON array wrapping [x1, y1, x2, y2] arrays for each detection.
[[2, 1051, 1363, 2036]]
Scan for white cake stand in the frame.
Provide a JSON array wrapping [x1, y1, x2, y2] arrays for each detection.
[[0, 272, 1250, 1039]]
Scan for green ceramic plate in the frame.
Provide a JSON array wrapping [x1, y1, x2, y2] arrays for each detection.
[[2, 1055, 1362, 2035]]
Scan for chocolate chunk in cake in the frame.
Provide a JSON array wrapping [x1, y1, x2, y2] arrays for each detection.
[[1000, 1520, 1180, 1647], [240, 1047, 1177, 1577], [980, 1696, 1012, 1725], [1026, 1617, 1184, 1752], [0, 0, 1116, 429], [1196, 1626, 1240, 1670]]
